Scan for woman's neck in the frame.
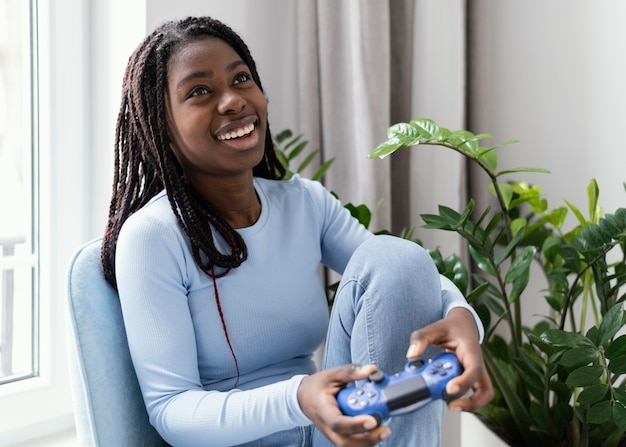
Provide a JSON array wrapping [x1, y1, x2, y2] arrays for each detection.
[[191, 174, 261, 229]]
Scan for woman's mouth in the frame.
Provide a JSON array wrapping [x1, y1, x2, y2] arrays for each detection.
[[216, 122, 255, 141]]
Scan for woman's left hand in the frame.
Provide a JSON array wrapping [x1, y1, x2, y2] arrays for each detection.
[[405, 307, 494, 412]]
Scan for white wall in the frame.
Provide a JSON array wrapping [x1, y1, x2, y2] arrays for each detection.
[[470, 1, 626, 336], [473, 1, 625, 217]]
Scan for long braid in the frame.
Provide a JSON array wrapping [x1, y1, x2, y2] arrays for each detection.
[[101, 17, 284, 382]]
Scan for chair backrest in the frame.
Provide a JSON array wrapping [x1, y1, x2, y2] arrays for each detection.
[[66, 238, 169, 446]]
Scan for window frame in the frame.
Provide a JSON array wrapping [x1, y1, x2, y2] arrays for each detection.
[[0, 0, 90, 442]]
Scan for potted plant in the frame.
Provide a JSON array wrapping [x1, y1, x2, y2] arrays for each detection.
[[367, 118, 626, 447]]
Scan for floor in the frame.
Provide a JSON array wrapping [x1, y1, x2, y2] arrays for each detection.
[[12, 429, 77, 447]]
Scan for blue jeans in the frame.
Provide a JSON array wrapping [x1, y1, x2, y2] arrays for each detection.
[[238, 235, 446, 447]]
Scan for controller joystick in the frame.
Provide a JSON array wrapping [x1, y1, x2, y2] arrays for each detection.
[[337, 352, 463, 424]]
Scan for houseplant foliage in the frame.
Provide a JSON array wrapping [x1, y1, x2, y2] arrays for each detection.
[[369, 118, 626, 447]]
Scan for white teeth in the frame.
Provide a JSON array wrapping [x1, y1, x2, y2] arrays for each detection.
[[217, 123, 255, 141]]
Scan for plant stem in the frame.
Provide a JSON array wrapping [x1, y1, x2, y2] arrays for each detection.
[[560, 250, 611, 330], [434, 142, 523, 351]]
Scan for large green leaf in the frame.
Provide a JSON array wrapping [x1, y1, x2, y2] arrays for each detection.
[[541, 329, 595, 348], [608, 355, 626, 374], [598, 304, 625, 347], [409, 118, 439, 139], [369, 137, 403, 159], [613, 403, 626, 431], [388, 122, 421, 146], [587, 400, 612, 424], [559, 346, 599, 369], [504, 246, 536, 284], [469, 243, 497, 276], [605, 334, 626, 360], [565, 364, 603, 387], [577, 384, 608, 405]]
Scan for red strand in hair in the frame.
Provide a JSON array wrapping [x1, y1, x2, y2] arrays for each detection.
[[211, 263, 240, 387]]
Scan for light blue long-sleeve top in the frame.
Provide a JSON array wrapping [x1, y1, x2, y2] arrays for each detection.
[[115, 174, 482, 447]]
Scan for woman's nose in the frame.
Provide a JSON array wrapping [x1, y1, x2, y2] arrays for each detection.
[[217, 89, 246, 114]]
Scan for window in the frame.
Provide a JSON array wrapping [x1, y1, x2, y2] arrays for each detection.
[[0, 0, 84, 442], [0, 0, 38, 385]]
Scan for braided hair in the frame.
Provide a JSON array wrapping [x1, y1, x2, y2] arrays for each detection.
[[102, 16, 285, 288]]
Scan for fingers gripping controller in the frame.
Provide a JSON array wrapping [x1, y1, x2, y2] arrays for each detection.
[[337, 352, 463, 425]]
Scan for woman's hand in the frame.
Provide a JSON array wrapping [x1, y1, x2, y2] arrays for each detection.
[[406, 307, 494, 412], [297, 364, 391, 447]]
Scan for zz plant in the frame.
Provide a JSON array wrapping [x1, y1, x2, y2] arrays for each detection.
[[369, 118, 626, 447]]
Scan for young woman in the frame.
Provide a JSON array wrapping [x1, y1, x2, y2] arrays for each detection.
[[102, 16, 493, 447]]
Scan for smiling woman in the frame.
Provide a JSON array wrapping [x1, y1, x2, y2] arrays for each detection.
[[98, 15, 490, 447]]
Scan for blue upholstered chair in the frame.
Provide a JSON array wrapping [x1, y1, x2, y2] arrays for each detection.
[[66, 238, 169, 446]]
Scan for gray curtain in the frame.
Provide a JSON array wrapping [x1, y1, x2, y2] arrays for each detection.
[[296, 0, 468, 255]]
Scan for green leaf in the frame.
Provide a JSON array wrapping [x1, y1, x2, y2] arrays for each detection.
[[563, 198, 588, 226], [369, 137, 403, 159], [587, 400, 612, 424], [287, 140, 309, 160], [587, 178, 601, 223], [466, 282, 491, 305], [495, 224, 527, 266], [605, 334, 626, 360], [577, 383, 608, 405], [409, 118, 439, 139], [505, 246, 536, 284], [613, 403, 626, 431], [598, 304, 625, 347], [444, 254, 469, 295], [295, 149, 319, 172], [529, 401, 551, 433], [388, 122, 421, 146], [495, 166, 551, 177], [274, 128, 293, 143], [469, 243, 497, 276], [511, 218, 527, 238], [615, 389, 626, 406], [311, 157, 335, 181], [541, 329, 595, 348], [505, 246, 536, 303], [482, 352, 535, 443], [565, 364, 603, 387], [559, 346, 599, 369], [478, 150, 498, 173], [608, 355, 626, 375]]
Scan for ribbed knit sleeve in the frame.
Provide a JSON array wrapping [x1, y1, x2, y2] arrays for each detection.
[[115, 199, 312, 446]]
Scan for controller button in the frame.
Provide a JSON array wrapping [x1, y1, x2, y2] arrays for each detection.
[[440, 371, 448, 376], [369, 371, 386, 384], [348, 397, 358, 406], [356, 389, 365, 396], [430, 368, 438, 374], [359, 400, 369, 408], [367, 391, 377, 398], [435, 361, 443, 368], [409, 359, 425, 369], [443, 361, 453, 369]]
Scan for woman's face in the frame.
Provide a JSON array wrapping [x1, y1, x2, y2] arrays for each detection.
[[165, 37, 267, 183]]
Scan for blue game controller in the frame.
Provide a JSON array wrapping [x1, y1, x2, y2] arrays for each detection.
[[337, 352, 463, 425]]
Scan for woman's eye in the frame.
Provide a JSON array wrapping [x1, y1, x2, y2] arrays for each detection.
[[190, 86, 210, 97], [233, 73, 251, 85]]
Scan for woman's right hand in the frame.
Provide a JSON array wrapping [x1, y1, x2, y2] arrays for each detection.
[[297, 364, 391, 447]]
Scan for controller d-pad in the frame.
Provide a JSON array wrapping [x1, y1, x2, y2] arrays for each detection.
[[408, 359, 425, 370]]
